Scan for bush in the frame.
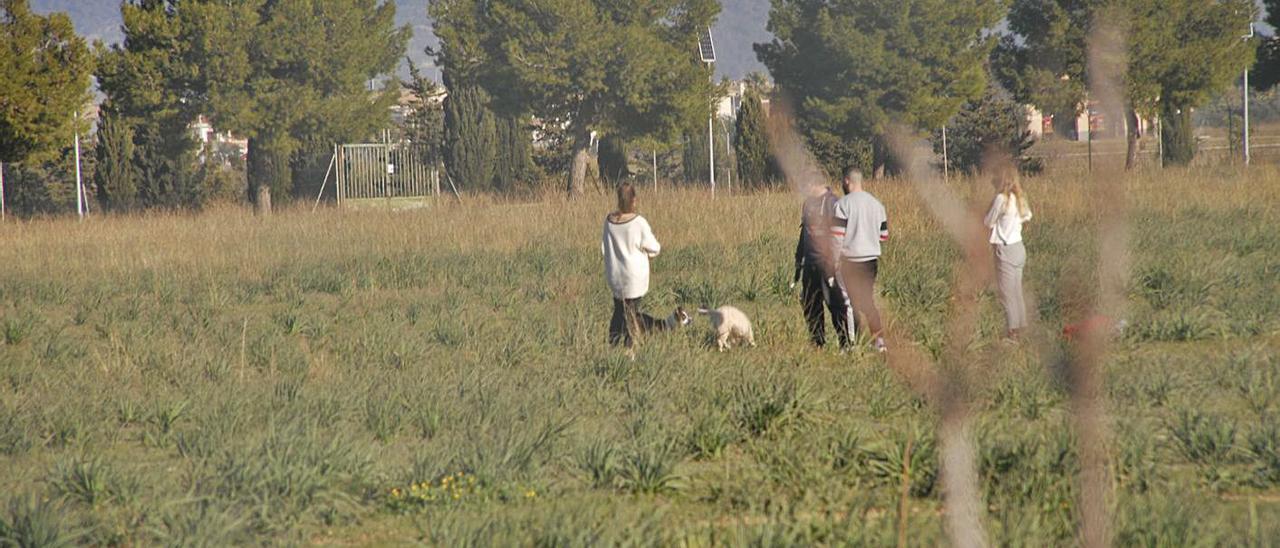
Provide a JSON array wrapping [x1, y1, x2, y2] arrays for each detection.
[[0, 495, 79, 548], [931, 84, 1041, 175]]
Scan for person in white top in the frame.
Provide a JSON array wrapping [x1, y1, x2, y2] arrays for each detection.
[[831, 168, 889, 352], [601, 181, 665, 347], [984, 170, 1033, 341]]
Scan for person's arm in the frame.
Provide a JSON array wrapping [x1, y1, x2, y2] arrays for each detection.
[[878, 203, 890, 242], [639, 218, 661, 258], [1020, 198, 1033, 223], [984, 195, 1005, 228], [830, 199, 848, 245]]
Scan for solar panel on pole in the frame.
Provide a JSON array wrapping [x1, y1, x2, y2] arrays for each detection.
[[699, 27, 716, 64], [700, 27, 716, 197]]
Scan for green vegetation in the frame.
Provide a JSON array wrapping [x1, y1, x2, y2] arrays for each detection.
[[1, 170, 1278, 544], [931, 84, 1041, 175], [996, 0, 1255, 167], [429, 0, 720, 195], [758, 0, 1003, 176], [95, 0, 410, 213], [734, 80, 777, 188], [0, 0, 94, 165]]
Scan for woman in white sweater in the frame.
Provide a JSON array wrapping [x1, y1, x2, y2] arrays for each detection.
[[602, 182, 665, 347], [984, 171, 1033, 341]]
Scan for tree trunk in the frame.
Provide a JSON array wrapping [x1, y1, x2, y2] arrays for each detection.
[[248, 136, 290, 215], [567, 126, 591, 197], [1124, 108, 1141, 171], [1160, 104, 1196, 167], [255, 184, 272, 215]]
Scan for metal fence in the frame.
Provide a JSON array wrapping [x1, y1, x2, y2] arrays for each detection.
[[336, 143, 440, 204]]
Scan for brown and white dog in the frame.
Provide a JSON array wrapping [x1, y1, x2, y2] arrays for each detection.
[[666, 306, 694, 329]]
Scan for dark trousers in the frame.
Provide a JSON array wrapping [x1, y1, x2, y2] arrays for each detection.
[[800, 265, 851, 348], [838, 259, 883, 339], [609, 298, 666, 348]]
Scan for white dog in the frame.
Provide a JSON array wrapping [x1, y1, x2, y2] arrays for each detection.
[[697, 305, 756, 351]]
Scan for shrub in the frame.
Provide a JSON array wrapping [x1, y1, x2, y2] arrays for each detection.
[[0, 495, 79, 548], [1168, 410, 1237, 464]]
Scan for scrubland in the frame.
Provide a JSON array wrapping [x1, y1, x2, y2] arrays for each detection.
[[1, 168, 1278, 545]]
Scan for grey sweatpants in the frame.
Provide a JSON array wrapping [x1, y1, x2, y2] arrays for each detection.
[[994, 242, 1028, 331]]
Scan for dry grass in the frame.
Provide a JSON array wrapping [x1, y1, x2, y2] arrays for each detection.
[[1, 167, 1279, 545]]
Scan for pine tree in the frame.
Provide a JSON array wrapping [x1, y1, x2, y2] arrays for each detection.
[[931, 84, 1040, 175], [443, 84, 497, 191], [179, 0, 410, 213], [96, 1, 205, 210], [997, 0, 1255, 168], [93, 111, 138, 211], [758, 0, 1002, 176], [0, 0, 94, 164], [734, 86, 771, 188], [430, 0, 719, 197]]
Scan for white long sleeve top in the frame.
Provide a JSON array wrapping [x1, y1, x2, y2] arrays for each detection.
[[601, 213, 661, 300], [985, 193, 1033, 245]]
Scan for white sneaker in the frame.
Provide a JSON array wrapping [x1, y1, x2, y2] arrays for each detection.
[[873, 338, 887, 353]]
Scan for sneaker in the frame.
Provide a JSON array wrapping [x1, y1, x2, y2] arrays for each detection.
[[873, 337, 887, 353]]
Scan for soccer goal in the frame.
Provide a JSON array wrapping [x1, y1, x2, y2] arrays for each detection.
[[315, 143, 453, 210]]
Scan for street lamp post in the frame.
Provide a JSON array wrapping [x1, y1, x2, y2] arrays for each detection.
[[700, 27, 717, 198], [1244, 23, 1255, 166]]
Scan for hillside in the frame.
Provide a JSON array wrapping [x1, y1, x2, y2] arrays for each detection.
[[31, 0, 771, 81]]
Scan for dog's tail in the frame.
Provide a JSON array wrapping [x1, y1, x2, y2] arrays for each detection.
[[697, 306, 714, 315]]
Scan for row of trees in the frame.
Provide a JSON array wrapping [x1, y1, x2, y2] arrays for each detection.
[[2, 0, 408, 216], [1, 0, 1276, 217], [757, 0, 1257, 176]]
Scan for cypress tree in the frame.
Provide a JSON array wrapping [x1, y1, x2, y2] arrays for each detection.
[[682, 129, 709, 185], [491, 115, 534, 191], [734, 87, 771, 188], [443, 84, 497, 191], [93, 111, 138, 211], [598, 137, 631, 184]]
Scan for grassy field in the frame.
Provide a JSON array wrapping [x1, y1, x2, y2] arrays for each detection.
[[1, 167, 1279, 546]]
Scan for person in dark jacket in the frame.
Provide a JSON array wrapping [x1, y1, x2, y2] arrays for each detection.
[[793, 183, 851, 348]]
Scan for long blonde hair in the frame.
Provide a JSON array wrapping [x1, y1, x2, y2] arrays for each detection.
[[995, 170, 1031, 218]]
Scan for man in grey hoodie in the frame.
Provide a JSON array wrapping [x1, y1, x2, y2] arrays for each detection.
[[832, 168, 888, 352]]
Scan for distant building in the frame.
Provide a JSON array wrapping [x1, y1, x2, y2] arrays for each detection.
[[715, 79, 774, 120], [189, 115, 248, 165], [1027, 102, 1154, 142], [391, 86, 447, 128]]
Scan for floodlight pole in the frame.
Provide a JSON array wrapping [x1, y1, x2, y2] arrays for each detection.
[[942, 125, 950, 180], [708, 65, 716, 199], [74, 111, 85, 220], [699, 27, 717, 199], [1244, 23, 1255, 166]]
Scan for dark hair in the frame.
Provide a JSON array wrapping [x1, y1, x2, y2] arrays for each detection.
[[843, 166, 863, 183], [616, 181, 637, 214]]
